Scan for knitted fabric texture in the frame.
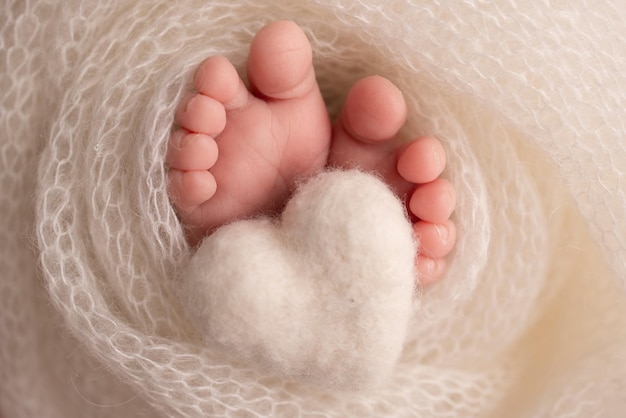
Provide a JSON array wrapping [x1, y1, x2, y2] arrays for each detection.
[[2, 1, 626, 417]]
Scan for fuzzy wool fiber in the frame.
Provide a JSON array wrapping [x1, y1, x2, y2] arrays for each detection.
[[2, 1, 626, 417], [182, 170, 417, 390]]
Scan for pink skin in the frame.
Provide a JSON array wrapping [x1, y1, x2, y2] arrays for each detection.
[[167, 21, 456, 284]]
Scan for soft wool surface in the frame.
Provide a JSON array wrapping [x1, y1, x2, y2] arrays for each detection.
[[182, 170, 416, 390], [2, 0, 626, 417]]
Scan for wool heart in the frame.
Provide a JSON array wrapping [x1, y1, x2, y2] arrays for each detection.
[[180, 170, 417, 390]]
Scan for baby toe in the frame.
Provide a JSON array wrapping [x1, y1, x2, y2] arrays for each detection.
[[247, 21, 316, 100], [397, 136, 446, 184], [416, 256, 447, 285], [409, 178, 456, 223], [168, 169, 217, 209], [176, 93, 226, 135], [413, 220, 456, 258], [339, 75, 406, 143], [167, 130, 218, 171], [194, 56, 240, 102]]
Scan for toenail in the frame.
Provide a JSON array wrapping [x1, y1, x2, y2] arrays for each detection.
[[432, 144, 445, 170], [446, 188, 456, 210], [418, 256, 435, 274], [434, 223, 449, 243], [182, 95, 196, 113]]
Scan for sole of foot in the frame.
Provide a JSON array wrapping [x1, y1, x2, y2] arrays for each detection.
[[167, 21, 456, 284]]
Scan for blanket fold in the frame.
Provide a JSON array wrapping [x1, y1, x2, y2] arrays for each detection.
[[1, 0, 625, 417]]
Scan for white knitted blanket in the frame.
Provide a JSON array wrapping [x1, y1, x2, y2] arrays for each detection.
[[2, 1, 626, 417]]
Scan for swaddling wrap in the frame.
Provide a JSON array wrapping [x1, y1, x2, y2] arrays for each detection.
[[1, 0, 626, 417]]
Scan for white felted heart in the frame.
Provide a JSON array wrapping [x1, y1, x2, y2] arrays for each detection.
[[180, 170, 417, 390]]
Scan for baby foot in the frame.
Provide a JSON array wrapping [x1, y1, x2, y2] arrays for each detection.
[[167, 21, 456, 284], [172, 23, 457, 389], [328, 76, 456, 284], [167, 21, 331, 244]]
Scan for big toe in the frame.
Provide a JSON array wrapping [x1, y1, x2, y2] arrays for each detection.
[[247, 21, 317, 100], [338, 75, 407, 143], [328, 76, 408, 191]]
